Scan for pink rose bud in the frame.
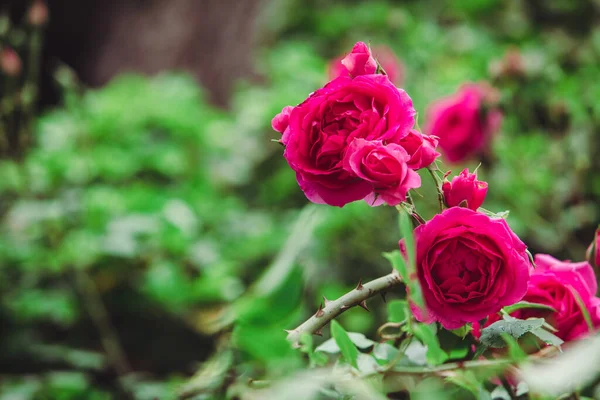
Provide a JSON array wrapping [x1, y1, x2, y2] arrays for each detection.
[[328, 45, 404, 85], [397, 129, 440, 170], [425, 83, 502, 163], [271, 106, 294, 134], [340, 42, 378, 77], [442, 168, 488, 210], [28, 0, 49, 26], [587, 227, 600, 269], [1, 48, 22, 77]]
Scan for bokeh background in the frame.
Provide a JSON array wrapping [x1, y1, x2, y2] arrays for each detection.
[[0, 0, 599, 398]]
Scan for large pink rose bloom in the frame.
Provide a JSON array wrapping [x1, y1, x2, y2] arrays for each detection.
[[328, 45, 404, 86], [425, 83, 502, 163], [407, 207, 531, 329], [273, 74, 416, 207], [478, 254, 600, 342]]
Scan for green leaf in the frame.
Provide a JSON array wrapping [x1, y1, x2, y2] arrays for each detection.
[[331, 320, 359, 369], [399, 211, 416, 270], [315, 332, 375, 354], [449, 324, 472, 339], [503, 301, 556, 315], [530, 328, 564, 348], [412, 323, 448, 366], [396, 209, 426, 313], [444, 370, 491, 400], [373, 343, 399, 363], [387, 300, 408, 323], [569, 285, 594, 333], [501, 333, 527, 361], [383, 250, 406, 283], [479, 318, 545, 349], [356, 353, 380, 375]]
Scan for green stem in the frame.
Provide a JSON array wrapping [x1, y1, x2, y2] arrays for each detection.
[[427, 165, 445, 212]]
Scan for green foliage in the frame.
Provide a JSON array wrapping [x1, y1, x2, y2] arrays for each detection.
[[3, 0, 600, 398], [330, 320, 359, 369]]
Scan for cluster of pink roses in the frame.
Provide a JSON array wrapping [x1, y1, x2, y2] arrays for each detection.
[[273, 42, 600, 344], [412, 170, 600, 341], [272, 42, 439, 207]]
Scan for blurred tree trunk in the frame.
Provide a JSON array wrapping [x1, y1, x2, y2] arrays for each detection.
[[41, 0, 263, 107]]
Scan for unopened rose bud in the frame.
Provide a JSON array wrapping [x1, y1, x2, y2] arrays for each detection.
[[1, 48, 22, 77], [489, 47, 524, 80], [341, 42, 378, 77], [442, 168, 488, 210], [586, 227, 600, 269], [28, 0, 48, 27]]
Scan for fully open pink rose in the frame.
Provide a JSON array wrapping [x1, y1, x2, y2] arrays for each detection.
[[442, 168, 488, 210], [343, 139, 421, 206], [328, 45, 404, 85], [425, 83, 502, 163], [397, 129, 440, 170], [407, 207, 531, 329], [477, 254, 600, 342], [276, 74, 416, 207]]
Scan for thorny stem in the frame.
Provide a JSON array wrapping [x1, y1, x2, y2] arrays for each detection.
[[286, 271, 403, 346], [427, 164, 446, 212]]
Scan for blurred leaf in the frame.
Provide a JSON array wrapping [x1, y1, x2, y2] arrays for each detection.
[[530, 327, 564, 348], [315, 332, 374, 354], [444, 370, 491, 400], [331, 320, 359, 369], [179, 348, 233, 398], [387, 300, 408, 323], [373, 343, 399, 363], [449, 325, 472, 339], [412, 323, 448, 366]]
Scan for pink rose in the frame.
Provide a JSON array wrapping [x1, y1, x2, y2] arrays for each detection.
[[397, 129, 440, 170], [586, 228, 600, 269], [478, 254, 600, 342], [442, 168, 488, 210], [0, 48, 22, 77], [328, 45, 404, 85], [340, 42, 378, 77], [425, 83, 502, 163], [406, 207, 531, 329], [277, 74, 416, 207], [271, 105, 294, 135], [343, 139, 421, 206]]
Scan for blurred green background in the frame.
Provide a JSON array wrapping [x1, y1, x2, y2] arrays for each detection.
[[0, 0, 599, 398]]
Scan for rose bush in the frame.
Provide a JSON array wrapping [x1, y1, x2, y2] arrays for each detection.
[[442, 168, 488, 210], [406, 207, 531, 329], [477, 254, 600, 341], [425, 83, 502, 163]]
